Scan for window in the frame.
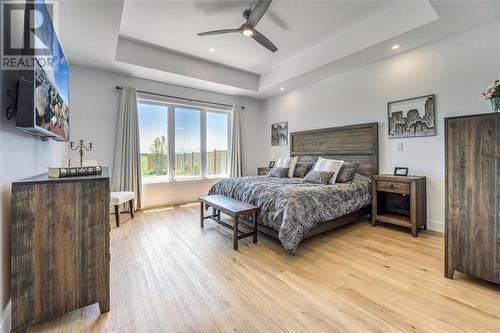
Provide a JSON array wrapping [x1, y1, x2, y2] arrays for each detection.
[[138, 103, 168, 179], [138, 98, 231, 182], [206, 111, 229, 176], [175, 108, 201, 177]]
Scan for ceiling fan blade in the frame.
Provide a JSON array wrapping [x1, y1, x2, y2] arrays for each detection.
[[197, 29, 241, 36], [247, 0, 272, 26], [251, 30, 277, 52]]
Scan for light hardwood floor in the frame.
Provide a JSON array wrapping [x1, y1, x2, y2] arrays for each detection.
[[29, 203, 500, 332]]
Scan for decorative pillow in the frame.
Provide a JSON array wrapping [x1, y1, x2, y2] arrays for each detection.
[[293, 162, 314, 178], [276, 156, 298, 178], [287, 156, 298, 177], [312, 157, 344, 184], [276, 157, 291, 167], [268, 167, 289, 178], [336, 162, 360, 183], [303, 170, 335, 184]]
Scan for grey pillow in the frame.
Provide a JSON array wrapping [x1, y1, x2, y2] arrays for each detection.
[[336, 162, 360, 183], [303, 170, 335, 184], [293, 162, 314, 178], [268, 167, 289, 178]]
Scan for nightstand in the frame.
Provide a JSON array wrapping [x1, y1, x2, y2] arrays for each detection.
[[371, 174, 427, 237], [257, 167, 271, 175]]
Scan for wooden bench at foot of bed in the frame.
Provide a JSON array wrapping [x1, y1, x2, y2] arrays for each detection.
[[199, 195, 259, 250]]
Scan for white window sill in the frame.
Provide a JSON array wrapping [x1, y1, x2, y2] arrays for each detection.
[[141, 176, 170, 184], [206, 174, 229, 179], [141, 175, 228, 185]]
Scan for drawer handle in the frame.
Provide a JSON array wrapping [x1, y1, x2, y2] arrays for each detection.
[[389, 184, 395, 189]]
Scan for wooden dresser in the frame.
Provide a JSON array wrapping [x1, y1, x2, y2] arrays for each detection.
[[11, 170, 110, 332], [445, 113, 500, 284], [371, 174, 427, 237]]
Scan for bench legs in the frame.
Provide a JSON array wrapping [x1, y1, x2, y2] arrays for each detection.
[[233, 216, 239, 250], [253, 212, 258, 244], [200, 202, 204, 228], [114, 199, 135, 228], [114, 205, 120, 227], [200, 202, 258, 251]]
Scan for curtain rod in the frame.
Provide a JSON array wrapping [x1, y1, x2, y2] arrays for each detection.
[[115, 86, 235, 109]]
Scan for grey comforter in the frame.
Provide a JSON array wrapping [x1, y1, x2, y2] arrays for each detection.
[[208, 174, 371, 254]]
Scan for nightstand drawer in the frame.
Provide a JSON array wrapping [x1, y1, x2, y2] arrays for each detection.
[[376, 181, 409, 194], [257, 167, 271, 176]]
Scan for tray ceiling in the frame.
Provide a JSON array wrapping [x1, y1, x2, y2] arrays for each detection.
[[57, 0, 500, 98]]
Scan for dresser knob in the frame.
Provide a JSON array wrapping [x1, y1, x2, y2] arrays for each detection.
[[390, 184, 395, 189]]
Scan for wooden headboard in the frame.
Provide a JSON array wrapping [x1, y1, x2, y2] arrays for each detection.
[[290, 122, 379, 176]]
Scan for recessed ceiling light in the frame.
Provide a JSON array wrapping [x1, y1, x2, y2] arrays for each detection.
[[209, 47, 215, 52], [280, 87, 285, 91], [392, 44, 400, 50]]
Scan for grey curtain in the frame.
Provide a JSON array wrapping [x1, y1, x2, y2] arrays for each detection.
[[229, 106, 242, 177], [112, 87, 142, 210]]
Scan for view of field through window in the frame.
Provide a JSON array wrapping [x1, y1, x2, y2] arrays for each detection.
[[138, 102, 229, 179]]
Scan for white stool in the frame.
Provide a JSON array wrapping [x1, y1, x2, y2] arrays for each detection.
[[110, 191, 135, 227]]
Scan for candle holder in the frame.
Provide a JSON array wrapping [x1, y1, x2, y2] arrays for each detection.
[[69, 140, 93, 166]]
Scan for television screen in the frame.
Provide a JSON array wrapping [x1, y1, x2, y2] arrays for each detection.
[[33, 1, 69, 141], [14, 0, 69, 141]]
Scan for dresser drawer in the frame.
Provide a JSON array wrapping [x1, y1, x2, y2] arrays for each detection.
[[376, 181, 409, 194]]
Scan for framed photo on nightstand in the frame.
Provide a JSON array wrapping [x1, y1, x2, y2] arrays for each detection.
[[394, 167, 409, 176]]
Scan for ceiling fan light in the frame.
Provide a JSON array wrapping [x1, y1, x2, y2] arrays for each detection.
[[242, 28, 254, 37]]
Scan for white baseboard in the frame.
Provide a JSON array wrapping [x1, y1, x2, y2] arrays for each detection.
[[427, 219, 444, 233], [0, 300, 11, 333]]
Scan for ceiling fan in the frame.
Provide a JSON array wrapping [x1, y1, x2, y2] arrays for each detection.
[[197, 0, 278, 53]]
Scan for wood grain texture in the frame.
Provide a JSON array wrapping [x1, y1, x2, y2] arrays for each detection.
[[27, 204, 500, 333], [445, 113, 499, 284], [11, 174, 110, 332], [290, 122, 379, 177], [199, 195, 259, 216], [276, 122, 379, 240], [257, 167, 271, 175], [372, 175, 426, 237]]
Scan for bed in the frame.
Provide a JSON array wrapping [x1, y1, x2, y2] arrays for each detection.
[[209, 122, 379, 254]]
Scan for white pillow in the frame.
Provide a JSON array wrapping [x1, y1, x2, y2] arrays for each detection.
[[275, 156, 299, 178], [288, 156, 298, 178], [276, 157, 291, 167], [313, 157, 344, 184]]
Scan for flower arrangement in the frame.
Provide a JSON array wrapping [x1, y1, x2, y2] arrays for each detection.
[[482, 79, 500, 112]]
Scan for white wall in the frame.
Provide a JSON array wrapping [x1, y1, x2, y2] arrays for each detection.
[[260, 20, 500, 232], [0, 70, 68, 331], [69, 66, 263, 208], [0, 53, 262, 331]]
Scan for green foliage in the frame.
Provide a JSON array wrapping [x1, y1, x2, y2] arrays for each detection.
[[141, 140, 228, 178], [151, 136, 167, 161]]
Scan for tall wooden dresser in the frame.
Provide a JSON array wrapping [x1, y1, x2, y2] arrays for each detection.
[[445, 113, 499, 284], [11, 170, 110, 332]]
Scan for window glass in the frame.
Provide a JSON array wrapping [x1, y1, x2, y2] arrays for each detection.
[[138, 100, 231, 183], [206, 112, 229, 176], [138, 103, 168, 178], [175, 108, 201, 177]]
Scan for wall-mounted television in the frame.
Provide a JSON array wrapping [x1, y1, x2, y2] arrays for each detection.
[[16, 0, 69, 141]]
